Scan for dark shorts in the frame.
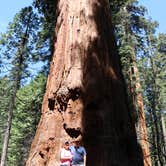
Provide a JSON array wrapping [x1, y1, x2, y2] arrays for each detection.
[[72, 164, 84, 166]]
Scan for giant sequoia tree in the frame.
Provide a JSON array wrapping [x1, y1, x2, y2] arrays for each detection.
[[113, 1, 151, 165], [27, 0, 144, 165]]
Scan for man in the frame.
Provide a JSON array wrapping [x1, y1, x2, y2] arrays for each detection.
[[69, 140, 86, 166]]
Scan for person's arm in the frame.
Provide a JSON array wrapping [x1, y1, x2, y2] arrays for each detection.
[[84, 155, 86, 166], [82, 147, 86, 166]]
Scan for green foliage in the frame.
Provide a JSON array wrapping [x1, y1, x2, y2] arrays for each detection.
[[33, 0, 57, 63], [138, 31, 166, 165], [0, 4, 50, 165], [111, 0, 166, 163], [0, 77, 11, 154], [0, 6, 45, 79], [7, 74, 46, 165], [139, 34, 166, 111], [110, 0, 149, 121]]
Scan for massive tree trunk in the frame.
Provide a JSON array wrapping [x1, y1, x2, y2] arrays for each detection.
[[26, 0, 143, 165]]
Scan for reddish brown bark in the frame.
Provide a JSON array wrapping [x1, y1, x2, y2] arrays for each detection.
[[119, 7, 151, 166], [132, 66, 152, 166], [26, 0, 144, 165], [136, 93, 151, 166]]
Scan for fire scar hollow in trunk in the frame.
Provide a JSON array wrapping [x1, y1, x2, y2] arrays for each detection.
[[26, 0, 144, 166]]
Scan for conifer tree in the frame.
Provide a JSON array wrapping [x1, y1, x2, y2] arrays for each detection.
[[110, 1, 151, 165], [0, 6, 41, 166], [7, 74, 46, 166], [137, 18, 166, 165], [144, 31, 166, 165]]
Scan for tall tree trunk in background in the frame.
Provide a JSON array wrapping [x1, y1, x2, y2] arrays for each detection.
[[129, 57, 151, 166], [120, 5, 151, 166], [0, 13, 31, 166], [0, 81, 19, 166], [26, 0, 143, 165], [146, 33, 165, 166], [136, 87, 152, 166], [161, 114, 166, 154], [0, 45, 23, 166]]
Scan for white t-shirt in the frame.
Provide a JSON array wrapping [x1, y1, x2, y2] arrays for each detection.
[[60, 148, 73, 166]]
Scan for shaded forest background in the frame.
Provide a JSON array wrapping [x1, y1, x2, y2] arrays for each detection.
[[0, 0, 165, 165]]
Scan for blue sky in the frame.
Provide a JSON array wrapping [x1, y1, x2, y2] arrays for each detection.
[[139, 0, 166, 33], [0, 0, 33, 32], [0, 0, 165, 33]]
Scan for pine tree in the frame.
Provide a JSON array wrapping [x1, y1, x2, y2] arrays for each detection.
[[0, 77, 11, 155], [7, 73, 46, 166], [0, 6, 41, 166]]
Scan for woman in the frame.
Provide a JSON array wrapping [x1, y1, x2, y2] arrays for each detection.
[[60, 141, 73, 166]]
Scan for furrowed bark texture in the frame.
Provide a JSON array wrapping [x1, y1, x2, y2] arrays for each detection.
[[26, 0, 144, 165], [132, 65, 152, 166]]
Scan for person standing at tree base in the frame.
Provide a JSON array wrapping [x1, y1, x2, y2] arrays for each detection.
[[69, 140, 86, 166], [60, 141, 73, 166]]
